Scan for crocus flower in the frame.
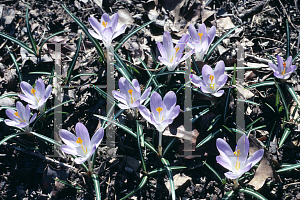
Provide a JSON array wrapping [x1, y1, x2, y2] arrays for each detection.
[[5, 101, 37, 133], [268, 55, 296, 79], [190, 60, 227, 97], [216, 135, 264, 180], [112, 77, 151, 109], [88, 13, 126, 48], [18, 79, 52, 112], [157, 31, 194, 71], [59, 123, 104, 164], [139, 91, 180, 132], [188, 23, 216, 61]]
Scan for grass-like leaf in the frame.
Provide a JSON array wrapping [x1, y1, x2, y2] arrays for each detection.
[[26, 4, 37, 54], [246, 117, 262, 129], [223, 191, 235, 200], [277, 163, 300, 173], [207, 114, 221, 131], [0, 132, 25, 146], [136, 121, 147, 171], [196, 129, 222, 148], [69, 73, 97, 82], [286, 19, 290, 59], [0, 93, 18, 100], [245, 81, 275, 89], [161, 158, 176, 200], [54, 177, 84, 191], [203, 25, 239, 62], [239, 188, 268, 200], [120, 176, 148, 200], [275, 81, 289, 120], [0, 32, 36, 55], [278, 128, 291, 149], [203, 161, 223, 184], [91, 174, 101, 200], [191, 108, 210, 123], [162, 138, 177, 158], [38, 30, 67, 56], [286, 84, 300, 107], [6, 46, 22, 82], [237, 99, 260, 106]]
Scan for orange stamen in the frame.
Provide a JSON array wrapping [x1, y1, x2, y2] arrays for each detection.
[[102, 21, 107, 28], [76, 137, 87, 154]]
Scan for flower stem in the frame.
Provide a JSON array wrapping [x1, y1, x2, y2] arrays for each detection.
[[158, 131, 163, 157], [233, 178, 239, 190]]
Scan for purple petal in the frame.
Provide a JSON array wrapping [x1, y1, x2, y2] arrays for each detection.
[[163, 31, 173, 58], [6, 109, 19, 121], [286, 56, 292, 68], [157, 42, 167, 58], [16, 102, 25, 121], [235, 135, 249, 163], [268, 63, 278, 72], [61, 145, 79, 156], [112, 90, 127, 105], [189, 24, 199, 41], [167, 105, 180, 120], [30, 113, 37, 123], [214, 61, 225, 80], [44, 85, 52, 99], [277, 55, 284, 73], [150, 92, 163, 121], [224, 171, 240, 179], [158, 119, 173, 132], [274, 71, 283, 79], [89, 16, 103, 35], [117, 103, 130, 109], [216, 156, 232, 171], [18, 94, 36, 105], [132, 79, 141, 95], [74, 156, 89, 164], [20, 81, 34, 97], [163, 91, 177, 110], [236, 163, 252, 177], [200, 84, 212, 94], [212, 90, 224, 97], [75, 123, 91, 147], [202, 65, 214, 85], [216, 138, 234, 157], [139, 105, 153, 125], [216, 74, 228, 91], [36, 79, 45, 100], [178, 49, 195, 63], [110, 13, 118, 31], [88, 29, 103, 40], [198, 23, 208, 42], [286, 65, 296, 74], [140, 87, 151, 104], [158, 56, 171, 67], [118, 77, 129, 96], [112, 24, 126, 40], [91, 127, 104, 147], [190, 74, 203, 87], [246, 149, 264, 167], [5, 119, 20, 127], [101, 13, 110, 24], [103, 27, 113, 43], [59, 129, 78, 147], [130, 99, 140, 108], [207, 26, 216, 45], [24, 104, 31, 122]]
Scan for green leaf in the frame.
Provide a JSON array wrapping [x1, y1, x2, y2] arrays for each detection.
[[203, 161, 223, 184], [0, 31, 36, 55], [39, 30, 67, 56], [148, 166, 187, 175], [0, 92, 19, 100], [91, 174, 101, 200], [245, 81, 275, 89], [91, 84, 115, 104], [222, 191, 235, 200], [286, 19, 290, 59], [114, 52, 134, 79], [26, 4, 37, 54], [239, 188, 268, 200], [65, 33, 82, 85], [246, 117, 262, 130], [203, 25, 239, 62], [224, 77, 233, 122], [6, 46, 22, 82], [120, 176, 148, 200], [54, 177, 84, 191], [139, 57, 159, 89], [292, 51, 300, 63], [275, 81, 289, 120], [161, 158, 176, 200], [237, 99, 260, 106], [136, 121, 147, 171], [278, 128, 291, 149], [277, 163, 300, 173], [115, 20, 155, 52], [0, 132, 25, 146], [69, 73, 97, 82], [196, 129, 222, 148], [266, 52, 276, 64], [162, 138, 177, 158], [94, 114, 158, 154], [154, 71, 186, 77], [191, 108, 210, 123], [30, 131, 62, 147], [29, 71, 52, 75], [207, 114, 221, 132], [60, 4, 105, 61], [286, 84, 300, 107]]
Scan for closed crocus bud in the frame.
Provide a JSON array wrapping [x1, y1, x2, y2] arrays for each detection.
[[112, 77, 151, 109], [18, 78, 52, 112], [139, 91, 180, 133], [59, 123, 104, 164], [268, 55, 296, 79], [88, 13, 126, 48], [157, 31, 194, 71], [187, 23, 216, 61], [5, 102, 37, 133], [191, 60, 228, 97], [216, 135, 264, 180]]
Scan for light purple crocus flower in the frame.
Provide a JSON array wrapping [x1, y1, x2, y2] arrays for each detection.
[[5, 102, 37, 133], [268, 55, 296, 79], [88, 13, 126, 48], [191, 60, 227, 97], [188, 23, 216, 61], [216, 135, 264, 180], [18, 78, 52, 112], [139, 91, 180, 132], [59, 123, 104, 164], [157, 31, 194, 71], [112, 77, 151, 109]]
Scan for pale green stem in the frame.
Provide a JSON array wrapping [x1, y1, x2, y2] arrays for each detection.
[[87, 157, 93, 174], [158, 131, 163, 157]]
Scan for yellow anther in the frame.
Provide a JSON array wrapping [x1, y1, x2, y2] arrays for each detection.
[[209, 75, 214, 82], [234, 149, 241, 156], [281, 62, 287, 75], [170, 56, 174, 63], [175, 47, 180, 55], [31, 88, 36, 95], [128, 89, 133, 95], [76, 137, 87, 154], [209, 75, 215, 89], [198, 33, 203, 42], [128, 89, 136, 104], [156, 107, 164, 121], [14, 112, 20, 118], [234, 149, 241, 170], [102, 21, 107, 28]]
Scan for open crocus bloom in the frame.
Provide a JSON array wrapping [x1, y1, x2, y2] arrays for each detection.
[[190, 60, 227, 97], [216, 135, 264, 180], [268, 55, 296, 79], [157, 31, 194, 71], [139, 91, 180, 132], [88, 13, 126, 48], [5, 102, 36, 133], [18, 78, 52, 112], [188, 23, 216, 61], [112, 77, 151, 109], [59, 123, 104, 164]]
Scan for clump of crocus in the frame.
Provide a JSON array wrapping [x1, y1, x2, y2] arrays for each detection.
[[139, 91, 180, 156], [112, 77, 151, 110], [5, 102, 37, 133], [190, 60, 227, 97], [268, 55, 296, 80], [216, 135, 264, 180], [157, 31, 194, 71], [18, 78, 52, 113], [88, 13, 126, 48], [188, 23, 216, 61], [59, 123, 104, 172]]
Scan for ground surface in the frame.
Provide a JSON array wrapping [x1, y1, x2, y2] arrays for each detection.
[[1, 0, 300, 199]]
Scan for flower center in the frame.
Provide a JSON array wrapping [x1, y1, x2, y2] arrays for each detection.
[[209, 75, 215, 90], [156, 107, 164, 121], [128, 89, 136, 104], [14, 111, 25, 122], [31, 88, 41, 102], [281, 62, 287, 75], [76, 137, 87, 154], [198, 33, 203, 42], [234, 149, 241, 171], [102, 21, 107, 28]]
